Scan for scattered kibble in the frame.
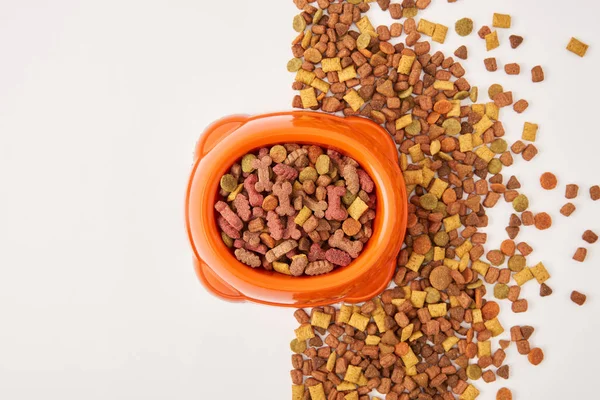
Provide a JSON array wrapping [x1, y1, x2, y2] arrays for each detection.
[[455, 17, 474, 36], [534, 212, 552, 230], [497, 387, 513, 400], [484, 57, 498, 71], [540, 172, 558, 190], [566, 184, 579, 199], [561, 203, 576, 216], [509, 35, 524, 48], [571, 290, 587, 305], [583, 230, 598, 244], [532, 65, 545, 82], [567, 37, 589, 57], [591, 185, 600, 200], [513, 194, 529, 212], [540, 283, 553, 297], [573, 247, 587, 262], [493, 13, 512, 28], [513, 99, 529, 113], [528, 348, 544, 365], [505, 63, 520, 75], [454, 45, 468, 60], [478, 25, 491, 38], [486, 31, 500, 51]]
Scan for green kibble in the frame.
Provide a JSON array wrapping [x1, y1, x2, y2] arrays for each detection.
[[490, 139, 508, 154], [466, 365, 482, 380], [425, 287, 441, 304], [221, 232, 234, 248], [494, 283, 509, 299], [293, 14, 306, 33], [315, 154, 331, 175], [442, 118, 462, 135], [455, 18, 474, 37], [453, 91, 470, 100], [488, 158, 503, 174], [513, 194, 529, 212], [508, 255, 526, 272], [342, 190, 357, 206], [220, 174, 238, 192], [434, 231, 450, 247], [287, 58, 303, 73], [299, 167, 318, 183], [420, 193, 439, 211], [405, 119, 421, 136], [241, 154, 257, 173], [435, 202, 448, 217], [424, 248, 434, 263], [290, 338, 307, 354]]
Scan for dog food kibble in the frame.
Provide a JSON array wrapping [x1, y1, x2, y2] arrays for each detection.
[[571, 290, 587, 305], [493, 13, 512, 28], [566, 184, 579, 199], [567, 37, 589, 57], [510, 35, 524, 48], [455, 17, 474, 36], [591, 185, 600, 200], [497, 388, 513, 400], [583, 230, 598, 244], [454, 45, 468, 60], [215, 144, 376, 276], [513, 194, 529, 212], [534, 212, 552, 230], [531, 65, 545, 82], [540, 172, 558, 190], [504, 63, 520, 75], [528, 348, 544, 365], [540, 283, 553, 297], [513, 99, 529, 113], [561, 202, 576, 216], [484, 57, 498, 71], [486, 31, 500, 51], [573, 247, 587, 262]]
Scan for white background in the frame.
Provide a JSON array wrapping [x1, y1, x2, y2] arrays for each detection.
[[0, 0, 599, 399]]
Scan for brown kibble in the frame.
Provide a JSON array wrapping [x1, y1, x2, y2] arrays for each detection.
[[478, 25, 491, 39], [504, 63, 520, 75], [343, 218, 362, 236], [430, 265, 452, 290], [511, 140, 526, 154], [484, 57, 498, 72], [497, 365, 510, 379], [516, 339, 530, 355], [521, 212, 534, 226], [571, 290, 587, 306], [591, 185, 600, 200], [540, 172, 558, 190], [509, 35, 523, 49], [513, 99, 529, 113], [522, 144, 538, 161], [566, 184, 579, 199], [583, 230, 598, 244], [573, 247, 587, 262], [560, 202, 576, 217], [540, 283, 553, 297], [534, 212, 552, 230], [497, 388, 513, 400], [454, 45, 468, 60], [528, 348, 544, 366], [531, 65, 545, 82], [511, 299, 528, 313], [482, 301, 500, 320]]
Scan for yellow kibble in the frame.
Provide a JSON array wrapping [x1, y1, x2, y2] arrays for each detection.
[[442, 336, 459, 352], [428, 303, 447, 318], [472, 260, 490, 277], [295, 206, 313, 225], [356, 16, 376, 36], [326, 352, 337, 372], [530, 262, 551, 283], [273, 262, 291, 275], [459, 385, 480, 400], [443, 214, 462, 231], [311, 78, 330, 93], [344, 365, 363, 384], [311, 311, 332, 329], [484, 317, 504, 337], [296, 69, 316, 85], [292, 385, 305, 400], [337, 304, 353, 324], [475, 146, 495, 163], [417, 19, 436, 36], [336, 382, 357, 391], [514, 268, 535, 286], [300, 87, 318, 108], [348, 197, 369, 220], [432, 24, 448, 43], [411, 290, 427, 308], [348, 312, 369, 331], [493, 13, 511, 28], [396, 114, 413, 130], [473, 114, 493, 134], [398, 55, 416, 74], [433, 80, 455, 91], [522, 122, 539, 142], [429, 178, 449, 199], [295, 324, 315, 341], [478, 341, 491, 357], [406, 252, 425, 272], [338, 65, 357, 83], [365, 335, 381, 346], [403, 170, 424, 186], [567, 37, 589, 57], [373, 313, 386, 333], [343, 89, 365, 112], [308, 383, 326, 400], [322, 57, 342, 72], [459, 134, 474, 152], [485, 31, 500, 51]]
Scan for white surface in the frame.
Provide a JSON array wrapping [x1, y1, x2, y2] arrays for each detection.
[[0, 0, 599, 399]]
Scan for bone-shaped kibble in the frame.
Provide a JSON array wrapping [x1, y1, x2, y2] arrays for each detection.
[[243, 174, 264, 207], [234, 248, 261, 268], [233, 193, 251, 222], [284, 215, 302, 240], [303, 195, 328, 219], [305, 260, 334, 276], [251, 155, 273, 193], [215, 201, 243, 231], [284, 148, 308, 165], [273, 181, 295, 216], [357, 169, 375, 193], [327, 149, 345, 170], [243, 231, 261, 247], [266, 211, 284, 241], [272, 163, 298, 181], [325, 186, 348, 221], [325, 248, 352, 267], [343, 164, 360, 195], [290, 255, 308, 277], [328, 229, 363, 259], [265, 239, 298, 263], [257, 147, 269, 158], [308, 243, 327, 262]]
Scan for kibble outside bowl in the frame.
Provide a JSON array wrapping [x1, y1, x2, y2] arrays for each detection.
[[186, 111, 408, 307]]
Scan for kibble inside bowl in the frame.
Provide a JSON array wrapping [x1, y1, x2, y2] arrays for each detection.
[[214, 143, 377, 276]]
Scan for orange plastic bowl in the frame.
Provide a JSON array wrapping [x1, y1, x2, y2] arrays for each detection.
[[186, 111, 407, 307]]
